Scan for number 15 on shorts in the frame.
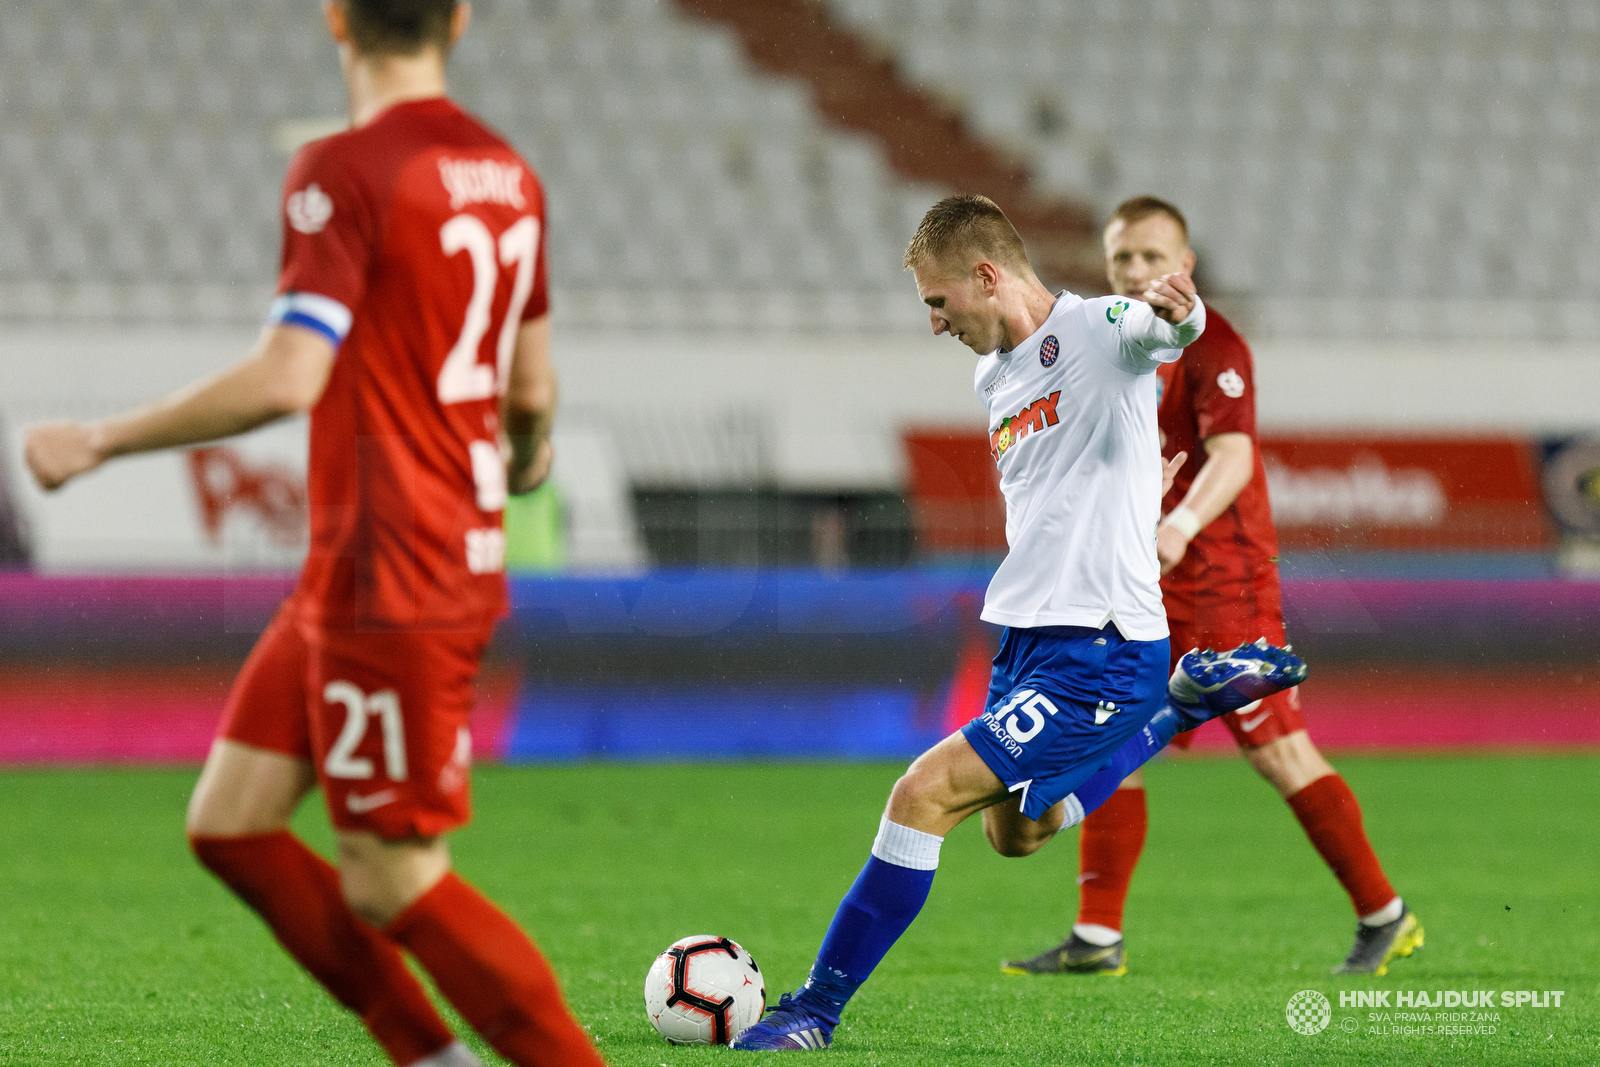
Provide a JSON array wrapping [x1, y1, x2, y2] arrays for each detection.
[[984, 689, 1060, 755]]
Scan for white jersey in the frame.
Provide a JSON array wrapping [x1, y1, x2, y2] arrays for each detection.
[[975, 291, 1206, 639]]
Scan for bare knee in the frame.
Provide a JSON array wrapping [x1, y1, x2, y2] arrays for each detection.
[[1245, 731, 1335, 798], [337, 833, 451, 927], [883, 733, 1007, 836], [982, 800, 1065, 858]]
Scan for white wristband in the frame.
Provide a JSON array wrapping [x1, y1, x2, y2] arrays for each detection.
[[1163, 506, 1202, 540]]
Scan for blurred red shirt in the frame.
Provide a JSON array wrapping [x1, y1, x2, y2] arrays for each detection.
[[1155, 308, 1283, 630], [270, 97, 548, 633]]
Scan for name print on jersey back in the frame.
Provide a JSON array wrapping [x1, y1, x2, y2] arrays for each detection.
[[438, 157, 528, 211]]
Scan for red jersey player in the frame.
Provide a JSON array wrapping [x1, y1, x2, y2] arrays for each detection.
[[24, 4, 605, 1066], [1003, 197, 1422, 978]]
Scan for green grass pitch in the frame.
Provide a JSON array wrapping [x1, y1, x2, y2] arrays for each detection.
[[1, 755, 1595, 1066]]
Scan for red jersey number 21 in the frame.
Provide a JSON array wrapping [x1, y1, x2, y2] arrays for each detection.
[[437, 214, 539, 405]]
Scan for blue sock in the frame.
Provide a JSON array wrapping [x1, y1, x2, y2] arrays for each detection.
[[1069, 706, 1184, 817], [795, 817, 942, 1025]]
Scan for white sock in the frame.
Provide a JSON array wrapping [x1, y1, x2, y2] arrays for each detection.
[[1073, 922, 1123, 946], [1359, 896, 1403, 927], [406, 1041, 483, 1067], [870, 816, 944, 870]]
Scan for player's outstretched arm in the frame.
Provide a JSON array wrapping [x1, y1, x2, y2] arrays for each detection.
[[1157, 433, 1253, 573], [24, 324, 335, 492], [503, 315, 556, 495]]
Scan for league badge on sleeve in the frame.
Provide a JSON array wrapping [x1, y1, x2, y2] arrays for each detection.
[[1039, 335, 1059, 367], [286, 183, 333, 234]]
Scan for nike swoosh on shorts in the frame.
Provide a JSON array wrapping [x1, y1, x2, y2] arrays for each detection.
[[346, 789, 398, 813]]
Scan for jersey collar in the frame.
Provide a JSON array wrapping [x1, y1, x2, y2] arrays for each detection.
[[994, 291, 1069, 362]]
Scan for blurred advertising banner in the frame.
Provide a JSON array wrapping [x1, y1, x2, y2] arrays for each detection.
[[902, 430, 1006, 557], [902, 430, 1559, 555], [5, 572, 1599, 765], [1260, 435, 1556, 551]]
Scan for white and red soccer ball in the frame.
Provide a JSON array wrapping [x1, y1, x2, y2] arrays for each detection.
[[644, 935, 765, 1045]]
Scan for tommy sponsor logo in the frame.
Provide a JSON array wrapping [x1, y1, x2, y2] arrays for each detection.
[[286, 183, 333, 234], [1039, 334, 1059, 367], [989, 391, 1062, 462], [345, 788, 399, 814], [439, 157, 527, 211]]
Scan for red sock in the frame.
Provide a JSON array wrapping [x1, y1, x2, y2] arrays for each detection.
[[386, 873, 605, 1067], [190, 831, 454, 1066], [1285, 774, 1397, 917], [1076, 787, 1147, 932]]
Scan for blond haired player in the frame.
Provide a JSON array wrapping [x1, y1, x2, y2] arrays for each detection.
[[1002, 196, 1421, 979], [732, 195, 1307, 1052]]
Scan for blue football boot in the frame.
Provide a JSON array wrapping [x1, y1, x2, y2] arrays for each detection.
[[1167, 638, 1308, 730], [729, 992, 835, 1051]]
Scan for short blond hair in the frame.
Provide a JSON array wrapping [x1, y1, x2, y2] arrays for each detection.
[[1106, 196, 1189, 243], [904, 194, 1031, 272]]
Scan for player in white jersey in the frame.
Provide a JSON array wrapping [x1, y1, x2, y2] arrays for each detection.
[[732, 196, 1308, 1051]]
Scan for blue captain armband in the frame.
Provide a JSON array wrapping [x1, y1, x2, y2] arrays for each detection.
[[267, 292, 354, 347]]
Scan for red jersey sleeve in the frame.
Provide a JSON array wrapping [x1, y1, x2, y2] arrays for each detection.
[[1186, 323, 1258, 440], [269, 139, 378, 346], [521, 176, 550, 322]]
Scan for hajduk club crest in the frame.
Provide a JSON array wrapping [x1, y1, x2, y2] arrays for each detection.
[[1039, 335, 1059, 367]]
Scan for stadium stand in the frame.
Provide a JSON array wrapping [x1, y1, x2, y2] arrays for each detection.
[[824, 0, 1600, 338], [9, 0, 1588, 339], [0, 0, 967, 329]]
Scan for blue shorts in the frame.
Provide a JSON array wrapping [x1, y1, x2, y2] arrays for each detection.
[[961, 623, 1170, 821]]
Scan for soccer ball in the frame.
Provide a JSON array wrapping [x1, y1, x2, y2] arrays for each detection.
[[643, 935, 766, 1045]]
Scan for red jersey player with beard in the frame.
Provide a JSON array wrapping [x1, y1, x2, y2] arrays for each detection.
[[1002, 198, 1422, 979], [25, 4, 604, 1066]]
